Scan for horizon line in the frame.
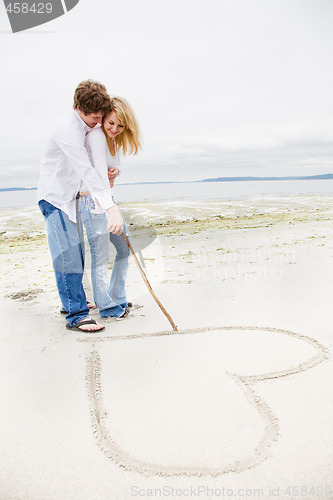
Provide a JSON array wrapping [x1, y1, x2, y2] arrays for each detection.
[[1, 173, 333, 191]]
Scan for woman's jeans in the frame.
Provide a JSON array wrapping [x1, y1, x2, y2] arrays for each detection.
[[38, 199, 89, 327], [78, 195, 130, 318]]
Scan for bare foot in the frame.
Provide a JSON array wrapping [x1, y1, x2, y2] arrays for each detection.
[[77, 319, 104, 332], [66, 318, 105, 332]]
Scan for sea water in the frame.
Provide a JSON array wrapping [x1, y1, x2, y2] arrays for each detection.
[[0, 179, 332, 209]]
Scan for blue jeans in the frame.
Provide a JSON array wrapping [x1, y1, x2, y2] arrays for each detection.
[[38, 199, 89, 327], [78, 195, 130, 318]]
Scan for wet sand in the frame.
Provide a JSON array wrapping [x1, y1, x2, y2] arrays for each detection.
[[0, 196, 332, 499]]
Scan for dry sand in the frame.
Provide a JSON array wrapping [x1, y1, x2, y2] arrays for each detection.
[[0, 196, 332, 500]]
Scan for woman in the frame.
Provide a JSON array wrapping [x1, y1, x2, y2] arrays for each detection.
[[78, 96, 142, 318]]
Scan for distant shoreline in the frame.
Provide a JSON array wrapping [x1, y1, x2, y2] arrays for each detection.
[[0, 187, 37, 192], [1, 173, 333, 192]]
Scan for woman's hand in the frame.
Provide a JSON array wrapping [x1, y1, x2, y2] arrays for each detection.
[[108, 167, 119, 188], [106, 205, 124, 235]]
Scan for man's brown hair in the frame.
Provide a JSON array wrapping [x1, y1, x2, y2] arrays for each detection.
[[73, 80, 111, 115]]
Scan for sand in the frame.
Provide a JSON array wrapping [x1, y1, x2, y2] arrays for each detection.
[[0, 196, 332, 499]]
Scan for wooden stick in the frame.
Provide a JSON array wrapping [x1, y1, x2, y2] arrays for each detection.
[[122, 233, 178, 332]]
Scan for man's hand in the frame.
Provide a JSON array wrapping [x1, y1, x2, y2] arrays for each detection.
[[106, 205, 124, 235], [108, 167, 119, 188]]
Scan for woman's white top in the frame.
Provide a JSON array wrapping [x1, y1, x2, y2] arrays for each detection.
[[81, 127, 121, 207], [37, 110, 114, 222]]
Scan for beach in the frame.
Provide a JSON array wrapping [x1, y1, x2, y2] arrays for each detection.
[[0, 195, 332, 499]]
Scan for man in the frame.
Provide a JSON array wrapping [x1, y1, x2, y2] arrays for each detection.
[[37, 80, 123, 332]]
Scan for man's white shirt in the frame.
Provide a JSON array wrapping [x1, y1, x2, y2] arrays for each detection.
[[37, 110, 114, 222]]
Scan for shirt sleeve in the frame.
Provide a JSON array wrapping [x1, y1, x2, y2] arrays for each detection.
[[86, 129, 111, 188], [116, 149, 121, 175], [53, 123, 114, 210]]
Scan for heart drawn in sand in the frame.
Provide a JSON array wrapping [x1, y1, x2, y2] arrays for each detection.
[[82, 326, 328, 477]]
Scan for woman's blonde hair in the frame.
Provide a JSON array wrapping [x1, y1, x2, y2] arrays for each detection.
[[102, 96, 142, 156]]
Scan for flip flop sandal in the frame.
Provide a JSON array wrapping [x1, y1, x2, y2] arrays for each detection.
[[66, 318, 105, 332], [120, 302, 132, 309], [116, 307, 130, 320], [60, 301, 97, 314]]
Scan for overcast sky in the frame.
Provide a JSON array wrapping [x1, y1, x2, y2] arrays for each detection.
[[1, 0, 333, 187]]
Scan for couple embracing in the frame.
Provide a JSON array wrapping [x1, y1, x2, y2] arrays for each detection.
[[37, 80, 142, 333]]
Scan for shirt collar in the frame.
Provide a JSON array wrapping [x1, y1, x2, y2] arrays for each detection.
[[74, 109, 92, 135]]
